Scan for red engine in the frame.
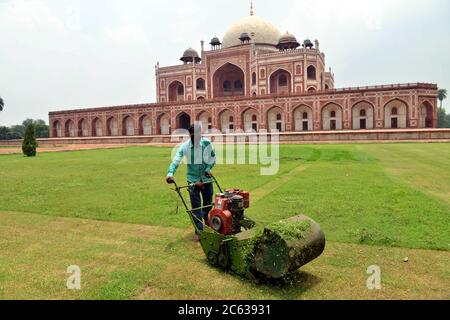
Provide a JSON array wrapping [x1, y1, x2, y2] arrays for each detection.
[[208, 189, 250, 236]]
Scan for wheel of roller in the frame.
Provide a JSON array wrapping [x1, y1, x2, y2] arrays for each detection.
[[218, 244, 230, 269], [207, 252, 218, 266], [253, 235, 290, 279], [218, 252, 229, 269]]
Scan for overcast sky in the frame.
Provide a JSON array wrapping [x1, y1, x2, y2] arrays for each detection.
[[0, 0, 449, 126]]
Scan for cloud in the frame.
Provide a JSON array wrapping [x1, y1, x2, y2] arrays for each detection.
[[282, 0, 384, 34], [282, 0, 435, 37], [0, 0, 449, 126], [0, 0, 158, 125]]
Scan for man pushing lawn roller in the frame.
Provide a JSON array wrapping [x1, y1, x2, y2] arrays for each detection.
[[166, 124, 216, 242], [165, 125, 326, 280]]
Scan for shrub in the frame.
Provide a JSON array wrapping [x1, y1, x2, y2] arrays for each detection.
[[357, 228, 397, 246], [22, 123, 38, 157]]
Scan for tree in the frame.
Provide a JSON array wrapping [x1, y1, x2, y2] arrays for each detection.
[[0, 119, 48, 140], [0, 126, 20, 140], [22, 122, 38, 157], [437, 89, 449, 128], [22, 119, 34, 128], [0, 126, 11, 140], [22, 119, 48, 138], [437, 89, 447, 108], [438, 107, 448, 128], [35, 122, 49, 138], [9, 125, 26, 139], [0, 96, 3, 112], [446, 113, 450, 129]]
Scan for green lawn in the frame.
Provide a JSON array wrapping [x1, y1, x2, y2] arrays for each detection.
[[0, 143, 449, 299]]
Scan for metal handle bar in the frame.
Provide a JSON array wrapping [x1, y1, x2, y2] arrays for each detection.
[[169, 175, 224, 234], [172, 175, 223, 194], [169, 175, 257, 236]]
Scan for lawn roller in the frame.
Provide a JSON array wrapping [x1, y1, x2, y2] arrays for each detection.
[[170, 176, 326, 280]]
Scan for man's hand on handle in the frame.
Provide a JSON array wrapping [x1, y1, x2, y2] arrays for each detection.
[[194, 182, 205, 188], [166, 176, 175, 184], [166, 171, 213, 185]]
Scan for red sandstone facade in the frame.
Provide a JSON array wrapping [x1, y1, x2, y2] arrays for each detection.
[[49, 11, 438, 139]]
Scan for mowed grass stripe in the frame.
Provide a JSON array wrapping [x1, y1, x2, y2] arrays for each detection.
[[249, 144, 377, 218], [377, 143, 450, 169], [1, 144, 449, 250], [248, 146, 450, 250], [0, 211, 448, 300], [250, 164, 311, 203], [360, 143, 450, 206], [0, 146, 299, 227]]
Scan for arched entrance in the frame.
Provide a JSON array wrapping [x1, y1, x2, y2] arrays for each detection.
[[196, 78, 205, 91], [78, 119, 88, 137], [65, 119, 75, 137], [322, 103, 343, 130], [307, 65, 316, 80], [385, 100, 407, 129], [122, 116, 135, 136], [92, 118, 102, 137], [293, 105, 313, 131], [352, 102, 374, 130], [267, 107, 285, 132], [139, 115, 152, 135], [107, 117, 119, 136], [168, 81, 185, 102], [197, 111, 212, 133], [213, 63, 245, 98], [158, 114, 170, 135], [219, 109, 235, 133], [269, 69, 291, 95], [419, 102, 434, 128], [177, 112, 191, 130], [242, 108, 259, 132], [52, 120, 62, 138]]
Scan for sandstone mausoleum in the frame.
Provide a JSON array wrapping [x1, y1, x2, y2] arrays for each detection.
[[48, 5, 439, 143]]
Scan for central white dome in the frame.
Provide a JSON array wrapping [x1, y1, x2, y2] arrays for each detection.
[[222, 15, 282, 49]]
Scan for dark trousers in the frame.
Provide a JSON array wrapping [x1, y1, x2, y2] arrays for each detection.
[[188, 183, 214, 233]]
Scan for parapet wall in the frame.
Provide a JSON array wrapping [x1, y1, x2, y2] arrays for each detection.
[[2, 129, 450, 147]]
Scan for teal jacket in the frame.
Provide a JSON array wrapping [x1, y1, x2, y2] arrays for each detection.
[[167, 138, 216, 183]]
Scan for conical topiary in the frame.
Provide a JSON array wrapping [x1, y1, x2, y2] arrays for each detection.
[[22, 122, 38, 157]]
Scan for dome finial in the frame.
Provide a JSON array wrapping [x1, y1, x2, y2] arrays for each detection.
[[250, 0, 254, 16]]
